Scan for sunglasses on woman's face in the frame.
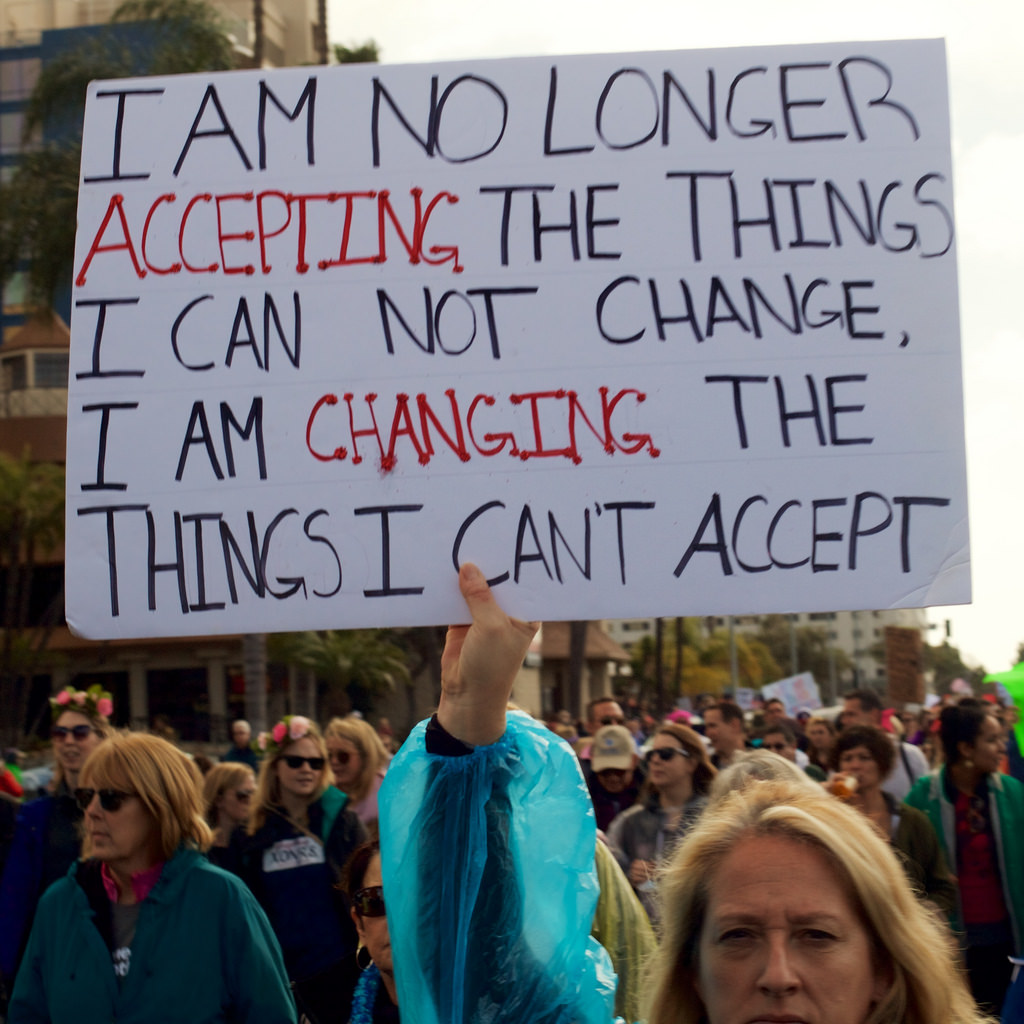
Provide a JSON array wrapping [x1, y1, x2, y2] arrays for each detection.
[[74, 788, 135, 812], [353, 885, 386, 917], [644, 747, 690, 765], [283, 755, 325, 771], [52, 724, 94, 741], [330, 751, 351, 766]]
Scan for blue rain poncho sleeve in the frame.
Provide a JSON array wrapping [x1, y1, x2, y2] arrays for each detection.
[[379, 711, 619, 1024]]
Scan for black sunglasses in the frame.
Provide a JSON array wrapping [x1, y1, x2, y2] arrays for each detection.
[[74, 788, 135, 812], [599, 716, 625, 726], [353, 885, 386, 917], [283, 755, 325, 771], [644, 747, 691, 765], [330, 751, 352, 766], [52, 724, 94, 741]]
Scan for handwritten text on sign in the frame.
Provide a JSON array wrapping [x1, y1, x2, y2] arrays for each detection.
[[65, 39, 969, 638]]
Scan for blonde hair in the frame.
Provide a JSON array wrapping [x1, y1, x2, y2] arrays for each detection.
[[707, 749, 818, 803], [249, 721, 331, 834], [323, 717, 389, 804], [202, 762, 255, 825], [79, 732, 212, 859], [645, 780, 988, 1024]]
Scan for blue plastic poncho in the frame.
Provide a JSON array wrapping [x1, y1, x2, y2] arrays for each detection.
[[380, 711, 618, 1024]]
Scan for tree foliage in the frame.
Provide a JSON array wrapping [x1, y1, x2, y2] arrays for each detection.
[[0, 0, 236, 310], [333, 40, 381, 64], [630, 618, 781, 701], [0, 452, 66, 746], [754, 614, 851, 690], [269, 629, 411, 718], [923, 641, 986, 694]]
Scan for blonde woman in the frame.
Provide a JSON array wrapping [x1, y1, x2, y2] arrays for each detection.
[[646, 779, 990, 1024], [323, 717, 390, 837], [240, 716, 367, 1024], [0, 686, 113, 985], [8, 732, 294, 1023], [201, 762, 255, 870]]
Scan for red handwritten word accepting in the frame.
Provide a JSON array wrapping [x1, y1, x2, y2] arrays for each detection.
[[75, 188, 462, 286], [305, 386, 662, 471]]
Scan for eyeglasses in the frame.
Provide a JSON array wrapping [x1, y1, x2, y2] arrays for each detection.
[[283, 755, 325, 771], [353, 885, 386, 917], [74, 788, 135, 812], [52, 724, 94, 741], [599, 716, 625, 726], [644, 747, 690, 765], [330, 751, 351, 766], [235, 790, 254, 802]]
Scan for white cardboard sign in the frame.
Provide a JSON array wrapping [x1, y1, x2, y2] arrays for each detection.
[[65, 39, 969, 639]]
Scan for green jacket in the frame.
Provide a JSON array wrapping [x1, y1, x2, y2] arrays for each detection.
[[905, 768, 1024, 952], [9, 847, 296, 1024]]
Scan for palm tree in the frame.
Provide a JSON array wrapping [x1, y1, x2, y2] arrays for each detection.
[[270, 629, 411, 718]]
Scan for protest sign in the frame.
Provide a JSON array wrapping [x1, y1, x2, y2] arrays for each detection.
[[65, 39, 970, 639], [762, 672, 822, 715]]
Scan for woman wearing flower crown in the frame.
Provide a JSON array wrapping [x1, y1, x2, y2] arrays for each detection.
[[238, 715, 367, 1024], [0, 685, 113, 991]]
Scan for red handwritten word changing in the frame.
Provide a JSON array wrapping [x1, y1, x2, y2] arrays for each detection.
[[305, 386, 662, 471], [75, 188, 462, 286]]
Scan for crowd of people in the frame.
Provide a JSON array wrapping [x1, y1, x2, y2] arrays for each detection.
[[0, 571, 1019, 1022]]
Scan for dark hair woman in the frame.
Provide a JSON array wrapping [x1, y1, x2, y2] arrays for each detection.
[[905, 699, 1024, 1015], [804, 714, 837, 773], [0, 686, 113, 988], [828, 724, 956, 917], [343, 840, 398, 1023], [605, 722, 715, 924]]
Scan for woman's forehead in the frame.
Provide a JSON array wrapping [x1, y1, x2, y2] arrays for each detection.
[[285, 735, 320, 755], [362, 854, 383, 887], [56, 710, 92, 728]]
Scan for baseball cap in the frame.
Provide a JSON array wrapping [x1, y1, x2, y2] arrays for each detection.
[[591, 725, 636, 772]]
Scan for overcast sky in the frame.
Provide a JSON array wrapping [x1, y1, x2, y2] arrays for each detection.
[[327, 0, 1024, 672]]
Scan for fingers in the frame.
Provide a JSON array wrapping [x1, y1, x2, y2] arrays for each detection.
[[458, 562, 538, 646]]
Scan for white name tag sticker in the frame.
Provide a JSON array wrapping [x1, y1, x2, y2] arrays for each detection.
[[262, 835, 324, 872]]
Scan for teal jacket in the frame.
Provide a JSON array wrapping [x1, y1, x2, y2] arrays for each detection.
[[905, 768, 1024, 952], [9, 847, 296, 1024]]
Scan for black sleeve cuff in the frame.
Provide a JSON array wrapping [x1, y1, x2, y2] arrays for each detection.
[[425, 713, 476, 757]]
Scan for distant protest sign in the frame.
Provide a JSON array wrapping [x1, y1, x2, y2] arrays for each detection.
[[762, 672, 823, 715], [65, 39, 970, 639]]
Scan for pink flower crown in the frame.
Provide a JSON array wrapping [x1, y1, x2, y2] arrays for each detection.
[[50, 684, 113, 721], [255, 715, 313, 756]]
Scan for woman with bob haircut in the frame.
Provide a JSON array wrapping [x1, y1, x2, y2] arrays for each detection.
[[829, 724, 957, 918], [323, 717, 390, 837], [644, 779, 988, 1024], [202, 762, 256, 870], [239, 715, 366, 1024], [0, 686, 114, 987], [7, 732, 295, 1024]]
